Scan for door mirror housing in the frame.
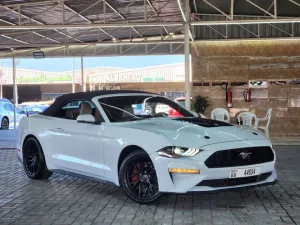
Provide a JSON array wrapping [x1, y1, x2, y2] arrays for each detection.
[[77, 114, 96, 123]]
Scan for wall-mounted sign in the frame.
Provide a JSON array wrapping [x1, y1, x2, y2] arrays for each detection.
[[91, 73, 141, 83], [17, 74, 72, 84]]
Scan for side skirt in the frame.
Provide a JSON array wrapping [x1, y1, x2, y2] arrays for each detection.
[[50, 169, 117, 187]]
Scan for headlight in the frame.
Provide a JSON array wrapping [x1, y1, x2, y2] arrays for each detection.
[[157, 146, 203, 158]]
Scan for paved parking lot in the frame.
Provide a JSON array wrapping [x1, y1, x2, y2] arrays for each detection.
[[0, 130, 16, 149], [0, 146, 299, 225]]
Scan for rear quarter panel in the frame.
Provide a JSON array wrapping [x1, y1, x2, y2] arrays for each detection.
[[17, 115, 56, 168]]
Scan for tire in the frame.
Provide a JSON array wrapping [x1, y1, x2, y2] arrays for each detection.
[[23, 137, 52, 179], [1, 117, 9, 130], [119, 150, 162, 204]]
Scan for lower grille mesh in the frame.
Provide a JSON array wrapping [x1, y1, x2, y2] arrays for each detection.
[[197, 172, 272, 188]]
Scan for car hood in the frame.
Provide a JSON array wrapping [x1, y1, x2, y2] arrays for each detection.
[[116, 117, 269, 148]]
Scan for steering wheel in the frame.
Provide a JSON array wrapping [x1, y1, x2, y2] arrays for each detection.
[[154, 112, 168, 117]]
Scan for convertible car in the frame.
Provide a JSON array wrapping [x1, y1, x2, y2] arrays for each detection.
[[17, 91, 277, 203]]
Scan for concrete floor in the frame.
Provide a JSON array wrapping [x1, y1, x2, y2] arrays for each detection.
[[0, 146, 299, 225]]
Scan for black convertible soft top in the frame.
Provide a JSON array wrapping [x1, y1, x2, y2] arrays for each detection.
[[42, 90, 154, 116]]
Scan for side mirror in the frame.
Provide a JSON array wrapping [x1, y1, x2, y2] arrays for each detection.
[[77, 114, 96, 123]]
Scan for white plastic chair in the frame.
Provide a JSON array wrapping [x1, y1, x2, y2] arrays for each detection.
[[211, 108, 230, 123], [255, 108, 272, 137], [237, 112, 257, 128]]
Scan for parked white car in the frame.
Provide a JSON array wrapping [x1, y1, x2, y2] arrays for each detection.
[[17, 91, 277, 203], [0, 102, 25, 129]]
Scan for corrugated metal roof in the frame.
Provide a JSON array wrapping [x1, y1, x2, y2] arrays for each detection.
[[0, 0, 299, 57]]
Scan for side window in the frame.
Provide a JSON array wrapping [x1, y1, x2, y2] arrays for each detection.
[[62, 100, 83, 109], [54, 100, 104, 122], [79, 101, 104, 123], [4, 104, 13, 112], [53, 100, 82, 120]]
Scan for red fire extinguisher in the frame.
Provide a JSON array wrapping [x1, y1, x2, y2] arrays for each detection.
[[243, 88, 251, 102], [227, 88, 233, 108]]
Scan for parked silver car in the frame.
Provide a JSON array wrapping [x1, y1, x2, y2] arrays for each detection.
[[0, 102, 24, 129]]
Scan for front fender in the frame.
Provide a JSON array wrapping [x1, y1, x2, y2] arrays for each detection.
[[102, 125, 172, 185]]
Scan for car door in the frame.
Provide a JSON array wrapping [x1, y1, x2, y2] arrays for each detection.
[[49, 100, 105, 178]]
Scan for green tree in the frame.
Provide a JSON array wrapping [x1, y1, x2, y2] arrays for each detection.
[[191, 95, 210, 114]]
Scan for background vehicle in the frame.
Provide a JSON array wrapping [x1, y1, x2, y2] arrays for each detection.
[[17, 91, 276, 204], [19, 105, 49, 115], [0, 102, 24, 129], [0, 98, 12, 103], [169, 97, 206, 118]]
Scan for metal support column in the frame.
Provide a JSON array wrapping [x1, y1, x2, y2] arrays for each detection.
[[72, 57, 75, 93], [13, 57, 17, 129], [0, 59, 2, 98], [81, 56, 86, 92], [184, 0, 191, 110]]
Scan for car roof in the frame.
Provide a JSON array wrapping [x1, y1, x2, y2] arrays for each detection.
[[0, 98, 11, 102], [42, 90, 154, 117]]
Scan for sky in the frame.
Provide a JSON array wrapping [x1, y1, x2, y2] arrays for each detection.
[[0, 55, 184, 72]]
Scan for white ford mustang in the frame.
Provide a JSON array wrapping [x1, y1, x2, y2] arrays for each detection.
[[17, 91, 277, 203]]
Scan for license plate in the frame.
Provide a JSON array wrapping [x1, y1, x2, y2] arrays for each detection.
[[229, 167, 261, 178]]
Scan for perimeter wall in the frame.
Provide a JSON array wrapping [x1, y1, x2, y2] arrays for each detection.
[[191, 40, 300, 136]]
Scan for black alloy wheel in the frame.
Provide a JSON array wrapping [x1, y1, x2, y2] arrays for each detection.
[[23, 137, 52, 179], [119, 150, 161, 204], [1, 117, 9, 130]]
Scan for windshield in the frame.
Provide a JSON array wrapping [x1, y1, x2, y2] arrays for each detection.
[[98, 95, 194, 122]]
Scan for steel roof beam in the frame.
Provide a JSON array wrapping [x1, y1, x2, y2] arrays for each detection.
[[245, 0, 275, 18], [0, 22, 182, 30], [105, 1, 144, 38], [288, 0, 300, 7], [63, 1, 117, 40], [194, 13, 297, 19], [0, 4, 83, 43], [0, 34, 29, 45], [202, 0, 232, 20], [0, 14, 62, 44], [0, 40, 183, 48], [177, 0, 194, 41], [191, 18, 300, 25], [0, 0, 68, 8], [146, 0, 168, 34]]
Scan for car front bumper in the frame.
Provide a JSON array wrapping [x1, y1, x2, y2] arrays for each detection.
[[150, 140, 277, 193]]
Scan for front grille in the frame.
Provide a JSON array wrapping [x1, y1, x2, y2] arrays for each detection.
[[197, 172, 272, 188], [205, 146, 274, 168]]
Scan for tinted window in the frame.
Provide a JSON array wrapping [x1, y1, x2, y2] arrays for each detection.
[[3, 104, 13, 112], [53, 100, 103, 122]]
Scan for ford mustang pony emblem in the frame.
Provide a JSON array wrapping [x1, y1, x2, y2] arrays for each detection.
[[239, 152, 252, 159]]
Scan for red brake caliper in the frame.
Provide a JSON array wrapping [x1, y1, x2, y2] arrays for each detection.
[[131, 163, 141, 183]]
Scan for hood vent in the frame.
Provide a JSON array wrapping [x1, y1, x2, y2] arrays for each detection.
[[173, 118, 233, 128]]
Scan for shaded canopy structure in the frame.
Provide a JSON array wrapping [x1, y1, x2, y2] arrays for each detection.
[[0, 0, 300, 122], [0, 0, 299, 57]]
